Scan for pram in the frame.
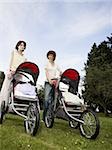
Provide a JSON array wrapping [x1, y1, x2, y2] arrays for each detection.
[[0, 62, 40, 136], [44, 68, 100, 139]]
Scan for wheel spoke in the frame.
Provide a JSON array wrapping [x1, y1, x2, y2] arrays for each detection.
[[25, 104, 39, 135], [80, 110, 100, 139], [45, 106, 54, 128]]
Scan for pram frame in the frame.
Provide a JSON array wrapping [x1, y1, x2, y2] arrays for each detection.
[[0, 62, 40, 136], [52, 78, 84, 124], [44, 75, 100, 139]]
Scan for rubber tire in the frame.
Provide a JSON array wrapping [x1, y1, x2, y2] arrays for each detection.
[[0, 101, 5, 124], [0, 111, 4, 124], [79, 109, 100, 139], [24, 103, 40, 136], [44, 105, 54, 128]]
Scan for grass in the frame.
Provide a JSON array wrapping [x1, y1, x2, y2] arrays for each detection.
[[0, 112, 112, 150]]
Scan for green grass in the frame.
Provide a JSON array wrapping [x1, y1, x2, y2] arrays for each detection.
[[0, 112, 112, 150]]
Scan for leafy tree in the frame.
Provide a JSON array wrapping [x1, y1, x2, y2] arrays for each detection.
[[106, 33, 112, 49], [37, 85, 44, 110], [83, 34, 112, 114]]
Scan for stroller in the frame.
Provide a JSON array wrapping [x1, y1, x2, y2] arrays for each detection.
[[0, 62, 40, 136], [44, 68, 100, 139]]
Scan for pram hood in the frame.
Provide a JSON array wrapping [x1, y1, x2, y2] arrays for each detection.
[[15, 61, 39, 85], [61, 69, 80, 94], [61, 69, 80, 81]]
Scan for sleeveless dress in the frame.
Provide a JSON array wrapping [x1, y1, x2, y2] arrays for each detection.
[[0, 50, 26, 108]]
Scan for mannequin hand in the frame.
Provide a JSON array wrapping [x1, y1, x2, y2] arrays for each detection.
[[7, 70, 15, 79], [49, 79, 57, 87], [52, 80, 57, 86]]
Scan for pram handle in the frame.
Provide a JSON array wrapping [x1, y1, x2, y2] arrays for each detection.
[[51, 78, 59, 80], [51, 78, 60, 89]]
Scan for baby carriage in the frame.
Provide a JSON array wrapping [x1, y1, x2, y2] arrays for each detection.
[[0, 62, 40, 136], [44, 68, 100, 139]]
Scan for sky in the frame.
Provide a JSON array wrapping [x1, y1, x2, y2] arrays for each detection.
[[0, 0, 112, 87]]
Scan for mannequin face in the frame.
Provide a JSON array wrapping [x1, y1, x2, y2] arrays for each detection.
[[18, 42, 25, 52], [48, 54, 54, 62]]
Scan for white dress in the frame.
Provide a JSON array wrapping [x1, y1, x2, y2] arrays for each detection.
[[0, 50, 26, 108], [45, 61, 61, 81]]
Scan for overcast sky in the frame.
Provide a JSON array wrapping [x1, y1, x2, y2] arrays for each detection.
[[0, 0, 112, 85]]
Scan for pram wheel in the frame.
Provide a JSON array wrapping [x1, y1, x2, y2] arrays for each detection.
[[69, 119, 79, 129], [0, 101, 5, 124], [45, 105, 54, 128], [79, 109, 100, 139], [24, 103, 40, 136]]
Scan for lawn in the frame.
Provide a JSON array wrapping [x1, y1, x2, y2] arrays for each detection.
[[0, 112, 112, 150]]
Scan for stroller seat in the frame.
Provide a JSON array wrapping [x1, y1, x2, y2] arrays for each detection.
[[62, 91, 84, 106], [15, 91, 36, 101], [14, 82, 37, 101], [59, 82, 84, 106]]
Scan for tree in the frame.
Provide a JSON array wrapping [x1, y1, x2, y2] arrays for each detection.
[[37, 85, 44, 110], [106, 33, 112, 49], [83, 34, 112, 115]]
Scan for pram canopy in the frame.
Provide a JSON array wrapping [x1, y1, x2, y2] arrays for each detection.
[[15, 62, 39, 85], [61, 69, 80, 94]]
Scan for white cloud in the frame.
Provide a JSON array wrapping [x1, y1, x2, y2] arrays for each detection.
[[0, 1, 111, 85], [58, 53, 85, 74], [60, 5, 111, 41], [0, 0, 111, 2]]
